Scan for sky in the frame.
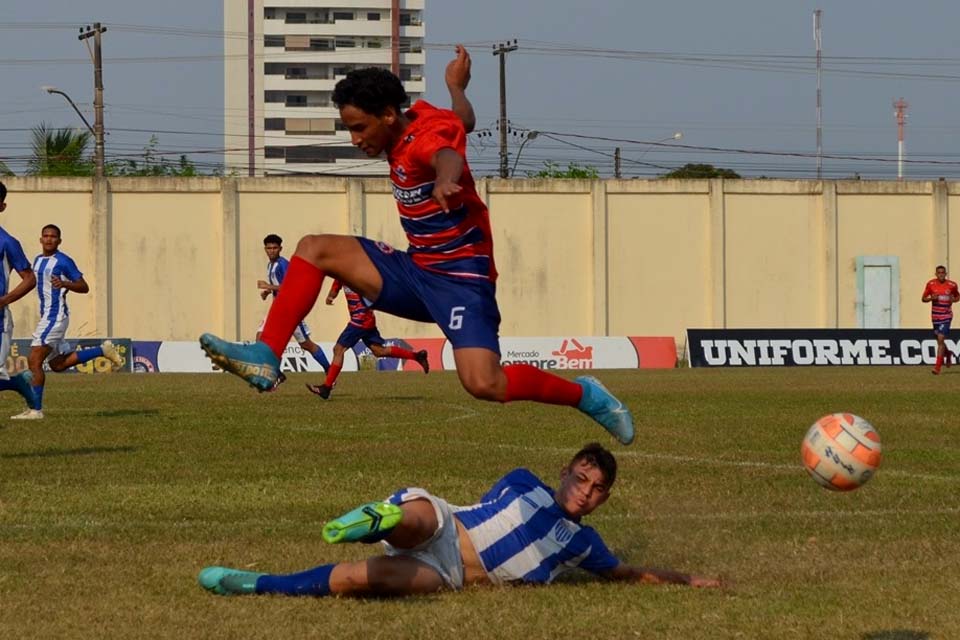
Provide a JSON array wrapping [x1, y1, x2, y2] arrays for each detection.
[[3, 0, 960, 179]]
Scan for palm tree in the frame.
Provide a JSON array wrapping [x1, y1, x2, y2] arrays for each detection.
[[27, 123, 93, 176]]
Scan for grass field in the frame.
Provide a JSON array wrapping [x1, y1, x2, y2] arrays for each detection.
[[1, 367, 958, 639]]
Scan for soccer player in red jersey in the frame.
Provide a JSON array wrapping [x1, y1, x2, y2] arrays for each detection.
[[922, 265, 959, 374], [199, 46, 634, 444], [305, 279, 429, 399]]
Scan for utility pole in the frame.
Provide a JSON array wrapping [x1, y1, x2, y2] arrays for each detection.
[[80, 23, 107, 179], [614, 147, 622, 178], [813, 9, 822, 180], [493, 40, 518, 178], [894, 97, 909, 180]]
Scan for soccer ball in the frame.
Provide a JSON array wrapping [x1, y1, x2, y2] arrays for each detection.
[[800, 413, 882, 491]]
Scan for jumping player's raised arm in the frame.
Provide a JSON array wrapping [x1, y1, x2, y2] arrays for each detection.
[[445, 44, 475, 133]]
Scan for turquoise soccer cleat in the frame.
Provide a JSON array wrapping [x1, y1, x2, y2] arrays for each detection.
[[199, 333, 279, 391], [12, 370, 38, 410], [322, 502, 404, 544], [575, 376, 635, 445], [197, 566, 264, 596]]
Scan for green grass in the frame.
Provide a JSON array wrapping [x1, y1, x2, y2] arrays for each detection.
[[1, 368, 958, 639]]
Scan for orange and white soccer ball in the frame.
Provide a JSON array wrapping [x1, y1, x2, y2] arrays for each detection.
[[801, 413, 882, 491]]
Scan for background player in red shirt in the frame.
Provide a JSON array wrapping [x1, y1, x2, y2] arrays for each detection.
[[922, 264, 959, 374], [200, 46, 634, 445], [306, 279, 428, 399]]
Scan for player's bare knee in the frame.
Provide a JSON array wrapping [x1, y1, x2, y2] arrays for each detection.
[[461, 375, 501, 402], [369, 344, 389, 357], [294, 234, 329, 262]]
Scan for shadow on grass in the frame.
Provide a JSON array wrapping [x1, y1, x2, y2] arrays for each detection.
[[1, 446, 137, 459], [92, 408, 160, 418], [863, 631, 930, 640]]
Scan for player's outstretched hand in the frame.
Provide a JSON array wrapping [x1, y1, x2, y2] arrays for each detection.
[[445, 44, 471, 93], [433, 180, 462, 213], [260, 289, 270, 300], [688, 574, 723, 588]]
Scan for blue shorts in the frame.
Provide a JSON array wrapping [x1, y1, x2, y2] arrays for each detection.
[[358, 237, 501, 353], [934, 319, 952, 336], [336, 324, 385, 349]]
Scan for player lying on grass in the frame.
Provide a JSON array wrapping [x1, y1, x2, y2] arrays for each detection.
[[198, 443, 720, 597], [306, 279, 429, 400], [198, 45, 634, 446]]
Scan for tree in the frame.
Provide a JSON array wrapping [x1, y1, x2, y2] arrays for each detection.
[[109, 135, 198, 177], [27, 123, 93, 176], [528, 161, 600, 179], [661, 163, 740, 179]]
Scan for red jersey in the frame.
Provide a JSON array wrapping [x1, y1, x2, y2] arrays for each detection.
[[329, 280, 376, 330], [387, 100, 497, 282], [923, 278, 959, 321]]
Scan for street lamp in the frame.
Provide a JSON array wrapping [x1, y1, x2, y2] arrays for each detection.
[[638, 131, 683, 159], [41, 85, 102, 177], [511, 130, 539, 177]]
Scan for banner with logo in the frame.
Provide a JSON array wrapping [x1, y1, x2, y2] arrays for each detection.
[[130, 336, 677, 372], [7, 338, 133, 374], [686, 329, 952, 367]]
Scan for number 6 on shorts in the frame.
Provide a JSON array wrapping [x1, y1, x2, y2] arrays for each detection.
[[449, 306, 466, 331]]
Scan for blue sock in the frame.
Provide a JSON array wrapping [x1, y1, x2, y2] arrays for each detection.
[[75, 347, 104, 366], [255, 563, 335, 596], [311, 346, 330, 372], [32, 385, 43, 410]]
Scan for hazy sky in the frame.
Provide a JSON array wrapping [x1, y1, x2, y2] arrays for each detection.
[[3, 1, 960, 178]]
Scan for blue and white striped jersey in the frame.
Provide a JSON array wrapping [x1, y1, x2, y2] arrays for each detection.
[[0, 227, 30, 297], [389, 468, 619, 585], [267, 256, 289, 298], [32, 251, 83, 322]]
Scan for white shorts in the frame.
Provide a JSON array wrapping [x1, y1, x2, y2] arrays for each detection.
[[381, 488, 465, 590], [258, 316, 310, 343], [31, 317, 73, 361], [0, 309, 12, 379]]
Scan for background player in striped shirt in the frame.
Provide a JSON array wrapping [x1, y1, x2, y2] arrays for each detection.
[[12, 224, 123, 420], [921, 265, 960, 375], [198, 442, 720, 597], [0, 182, 39, 414], [256, 234, 330, 385], [305, 279, 428, 399], [200, 47, 634, 446]]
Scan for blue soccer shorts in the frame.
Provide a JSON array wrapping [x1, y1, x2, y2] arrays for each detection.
[[358, 237, 502, 354], [933, 319, 952, 336], [336, 323, 385, 349]]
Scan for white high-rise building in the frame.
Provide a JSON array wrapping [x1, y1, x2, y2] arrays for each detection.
[[224, 1, 426, 176]]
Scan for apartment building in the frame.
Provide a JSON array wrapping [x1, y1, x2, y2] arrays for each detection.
[[224, 1, 426, 176]]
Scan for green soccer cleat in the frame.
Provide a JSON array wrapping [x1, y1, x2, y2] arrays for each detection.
[[322, 501, 403, 544], [197, 566, 264, 596], [199, 333, 280, 392], [575, 376, 635, 445]]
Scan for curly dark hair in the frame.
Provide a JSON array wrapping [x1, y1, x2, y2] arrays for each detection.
[[0, 181, 6, 204], [332, 67, 408, 116], [263, 234, 282, 246], [570, 442, 617, 487]]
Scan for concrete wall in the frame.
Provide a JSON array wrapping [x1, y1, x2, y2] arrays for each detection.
[[1, 177, 955, 345]]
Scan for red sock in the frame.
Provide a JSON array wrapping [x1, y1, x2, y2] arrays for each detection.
[[261, 257, 325, 358], [503, 364, 583, 406], [935, 352, 944, 370], [324, 363, 342, 387], [386, 345, 417, 360]]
